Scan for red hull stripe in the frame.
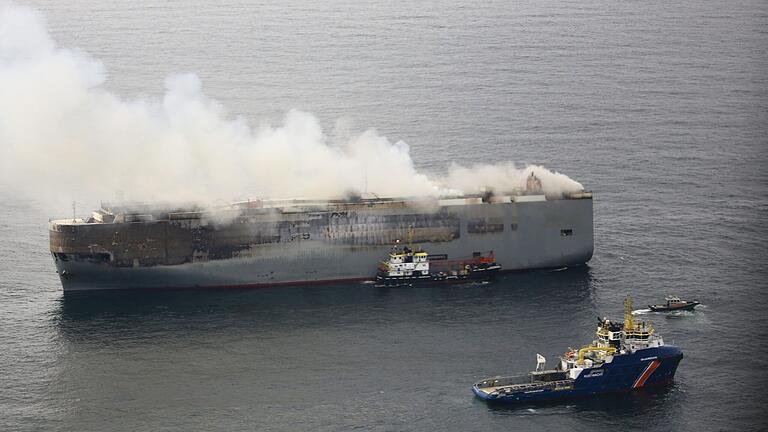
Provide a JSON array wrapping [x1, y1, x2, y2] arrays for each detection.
[[180, 268, 525, 290], [633, 360, 661, 389], [201, 277, 372, 290]]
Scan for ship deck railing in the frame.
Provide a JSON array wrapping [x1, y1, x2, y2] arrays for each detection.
[[480, 379, 575, 396], [428, 252, 495, 268]]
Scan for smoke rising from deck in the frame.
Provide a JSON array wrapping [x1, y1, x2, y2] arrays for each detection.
[[445, 163, 584, 199], [0, 3, 583, 211]]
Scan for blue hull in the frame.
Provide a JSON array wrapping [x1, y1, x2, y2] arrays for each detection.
[[473, 345, 682, 404]]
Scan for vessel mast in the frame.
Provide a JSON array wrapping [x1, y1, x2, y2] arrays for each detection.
[[624, 295, 635, 331]]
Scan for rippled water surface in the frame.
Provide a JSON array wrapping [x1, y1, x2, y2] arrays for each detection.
[[2, 0, 767, 430]]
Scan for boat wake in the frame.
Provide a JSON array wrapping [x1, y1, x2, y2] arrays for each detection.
[[633, 308, 701, 317], [665, 310, 697, 318]]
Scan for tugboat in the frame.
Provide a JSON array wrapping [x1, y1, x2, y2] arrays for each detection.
[[472, 296, 683, 404], [648, 296, 700, 312], [375, 241, 501, 288]]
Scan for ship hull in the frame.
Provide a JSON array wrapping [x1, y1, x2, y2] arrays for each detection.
[[51, 197, 593, 292], [648, 302, 699, 312], [374, 264, 501, 287], [473, 345, 683, 404]]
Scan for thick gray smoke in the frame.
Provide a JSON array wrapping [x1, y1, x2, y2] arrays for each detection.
[[0, 3, 584, 209]]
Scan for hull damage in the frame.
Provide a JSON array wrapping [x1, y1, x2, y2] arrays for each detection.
[[50, 194, 594, 292]]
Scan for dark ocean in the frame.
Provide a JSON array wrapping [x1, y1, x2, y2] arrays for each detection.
[[2, 0, 767, 430]]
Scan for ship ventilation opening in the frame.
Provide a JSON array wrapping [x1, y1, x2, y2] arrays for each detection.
[[560, 229, 573, 237]]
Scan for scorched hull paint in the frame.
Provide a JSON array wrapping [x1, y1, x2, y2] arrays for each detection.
[[51, 197, 593, 292]]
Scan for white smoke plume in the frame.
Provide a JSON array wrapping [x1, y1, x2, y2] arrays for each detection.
[[0, 3, 583, 210], [445, 162, 584, 199]]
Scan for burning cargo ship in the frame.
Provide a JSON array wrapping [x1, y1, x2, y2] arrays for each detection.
[[49, 185, 594, 292]]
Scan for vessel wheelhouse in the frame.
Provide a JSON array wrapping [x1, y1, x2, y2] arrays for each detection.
[[375, 239, 500, 287], [472, 296, 683, 403]]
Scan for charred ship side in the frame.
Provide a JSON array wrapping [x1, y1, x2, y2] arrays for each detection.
[[49, 190, 594, 292]]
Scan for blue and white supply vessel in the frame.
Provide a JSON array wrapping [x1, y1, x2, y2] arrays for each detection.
[[472, 296, 683, 403]]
